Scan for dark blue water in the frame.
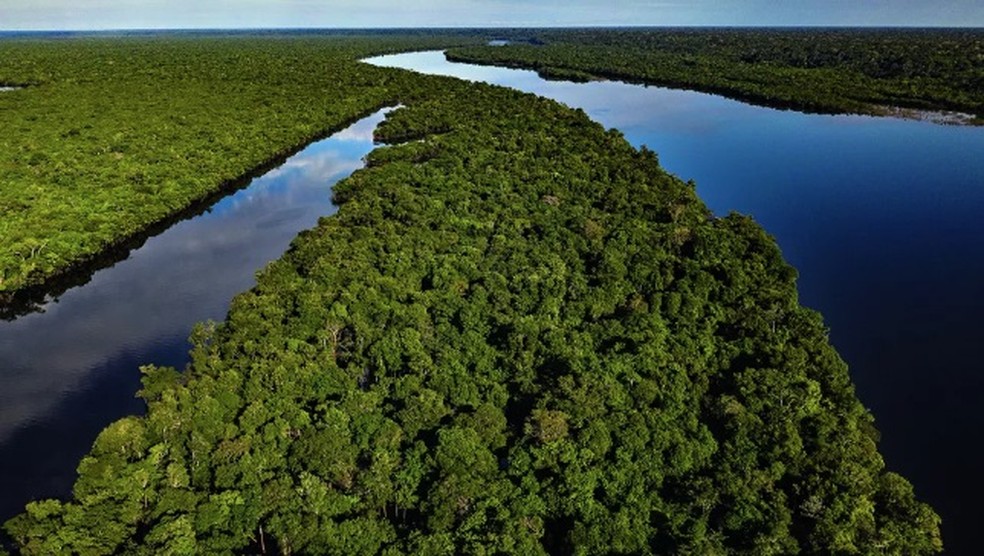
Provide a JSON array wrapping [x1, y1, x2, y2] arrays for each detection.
[[0, 108, 391, 523], [366, 51, 984, 554]]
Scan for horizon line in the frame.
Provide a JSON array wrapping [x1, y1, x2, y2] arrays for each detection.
[[3, 24, 984, 33]]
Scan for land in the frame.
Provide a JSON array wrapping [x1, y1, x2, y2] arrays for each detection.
[[2, 28, 981, 311], [1, 31, 944, 554], [447, 28, 984, 123], [0, 32, 487, 306]]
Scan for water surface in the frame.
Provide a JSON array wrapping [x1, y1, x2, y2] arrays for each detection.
[[0, 108, 391, 522], [366, 50, 984, 553]]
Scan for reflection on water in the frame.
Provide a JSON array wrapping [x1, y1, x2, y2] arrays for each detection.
[[366, 51, 984, 554], [0, 108, 391, 521]]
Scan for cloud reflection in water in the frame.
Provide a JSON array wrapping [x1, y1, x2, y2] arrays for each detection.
[[0, 108, 390, 519]]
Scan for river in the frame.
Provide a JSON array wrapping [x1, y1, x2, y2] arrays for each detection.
[[364, 50, 984, 553], [0, 107, 392, 523]]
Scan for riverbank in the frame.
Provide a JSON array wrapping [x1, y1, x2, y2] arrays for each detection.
[[871, 105, 983, 126], [0, 34, 481, 307], [0, 107, 395, 529], [4, 29, 981, 308], [0, 101, 395, 319], [444, 28, 984, 125]]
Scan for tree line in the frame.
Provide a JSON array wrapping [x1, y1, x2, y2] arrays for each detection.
[[446, 28, 984, 121]]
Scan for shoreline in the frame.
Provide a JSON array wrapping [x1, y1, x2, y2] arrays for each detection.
[[870, 105, 981, 126], [0, 101, 397, 319], [443, 50, 984, 127]]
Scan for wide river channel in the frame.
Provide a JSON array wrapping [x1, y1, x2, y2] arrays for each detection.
[[1, 48, 982, 553], [365, 50, 984, 552]]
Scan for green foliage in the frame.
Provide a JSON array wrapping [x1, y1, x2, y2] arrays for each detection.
[[0, 33, 484, 300], [447, 28, 984, 119], [2, 34, 941, 554]]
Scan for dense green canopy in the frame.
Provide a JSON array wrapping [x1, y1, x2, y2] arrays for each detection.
[[0, 34, 483, 307], [3, 38, 941, 552], [2, 28, 980, 310], [447, 28, 984, 121]]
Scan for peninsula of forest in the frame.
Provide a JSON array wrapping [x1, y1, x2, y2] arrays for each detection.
[[0, 29, 956, 554]]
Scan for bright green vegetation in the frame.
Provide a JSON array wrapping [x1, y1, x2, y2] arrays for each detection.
[[4, 29, 980, 306], [447, 28, 984, 120], [0, 33, 483, 303], [4, 37, 940, 553]]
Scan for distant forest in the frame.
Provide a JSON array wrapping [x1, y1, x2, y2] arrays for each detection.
[[448, 28, 984, 120]]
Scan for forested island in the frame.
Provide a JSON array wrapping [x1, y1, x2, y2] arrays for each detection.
[[1, 31, 946, 554]]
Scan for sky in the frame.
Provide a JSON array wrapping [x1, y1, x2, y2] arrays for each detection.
[[0, 0, 982, 30]]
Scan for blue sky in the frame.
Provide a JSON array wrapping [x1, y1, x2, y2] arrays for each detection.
[[1, 0, 982, 30]]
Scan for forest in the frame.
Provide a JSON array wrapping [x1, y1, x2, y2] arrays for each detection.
[[0, 31, 944, 554], [2, 28, 982, 313], [0, 32, 486, 309], [446, 28, 984, 121]]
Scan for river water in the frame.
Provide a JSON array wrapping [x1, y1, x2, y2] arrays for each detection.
[[364, 50, 984, 553], [0, 107, 391, 523]]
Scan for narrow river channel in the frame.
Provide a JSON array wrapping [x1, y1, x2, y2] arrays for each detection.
[[363, 50, 984, 553], [0, 107, 392, 523]]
